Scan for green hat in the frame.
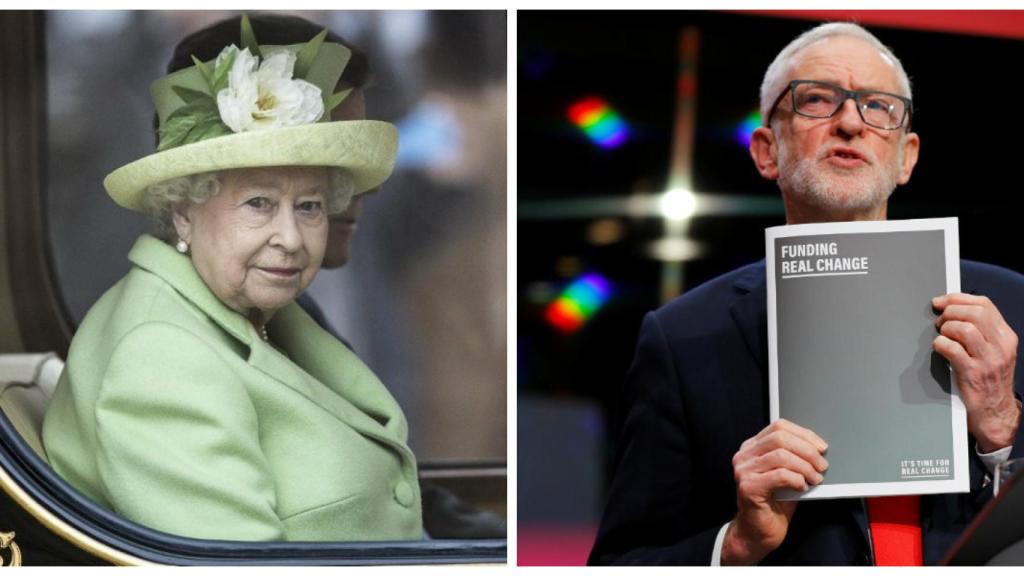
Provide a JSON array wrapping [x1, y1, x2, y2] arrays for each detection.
[[104, 17, 397, 213]]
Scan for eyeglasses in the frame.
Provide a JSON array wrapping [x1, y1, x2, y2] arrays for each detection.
[[766, 80, 913, 131]]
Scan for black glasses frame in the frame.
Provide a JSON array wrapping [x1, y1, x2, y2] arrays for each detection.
[[766, 80, 913, 131]]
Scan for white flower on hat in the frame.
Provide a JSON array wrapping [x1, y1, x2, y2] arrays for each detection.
[[215, 45, 324, 133]]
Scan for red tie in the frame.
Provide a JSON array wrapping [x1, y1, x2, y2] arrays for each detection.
[[866, 495, 922, 566]]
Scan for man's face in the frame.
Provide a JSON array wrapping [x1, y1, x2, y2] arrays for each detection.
[[758, 36, 919, 221], [322, 86, 370, 269]]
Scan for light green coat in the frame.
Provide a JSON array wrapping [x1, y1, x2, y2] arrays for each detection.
[[42, 235, 422, 542]]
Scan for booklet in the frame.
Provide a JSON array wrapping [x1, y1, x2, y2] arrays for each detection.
[[766, 218, 968, 500]]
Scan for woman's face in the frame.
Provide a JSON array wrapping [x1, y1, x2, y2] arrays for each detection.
[[173, 166, 330, 322]]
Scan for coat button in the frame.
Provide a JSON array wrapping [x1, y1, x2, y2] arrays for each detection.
[[393, 481, 414, 507]]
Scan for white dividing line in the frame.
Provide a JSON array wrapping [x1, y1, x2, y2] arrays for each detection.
[[781, 271, 870, 279]]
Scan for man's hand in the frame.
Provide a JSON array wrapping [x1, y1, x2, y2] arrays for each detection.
[[721, 419, 829, 565], [933, 294, 1020, 453]]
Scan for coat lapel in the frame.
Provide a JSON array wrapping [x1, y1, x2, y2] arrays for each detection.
[[128, 235, 252, 344], [128, 235, 414, 462], [266, 302, 415, 461]]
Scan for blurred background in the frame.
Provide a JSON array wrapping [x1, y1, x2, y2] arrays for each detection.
[[45, 10, 506, 464], [517, 10, 1024, 566]]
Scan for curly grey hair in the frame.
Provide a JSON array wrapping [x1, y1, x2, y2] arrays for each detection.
[[760, 22, 913, 127], [143, 167, 355, 243]]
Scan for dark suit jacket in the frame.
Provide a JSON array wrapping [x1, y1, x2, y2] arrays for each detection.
[[589, 259, 1024, 565], [295, 292, 354, 351]]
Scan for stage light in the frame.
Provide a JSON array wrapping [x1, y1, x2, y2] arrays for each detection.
[[735, 110, 761, 148], [586, 218, 626, 246], [660, 188, 697, 221], [648, 237, 703, 262], [544, 273, 613, 334], [568, 97, 629, 149]]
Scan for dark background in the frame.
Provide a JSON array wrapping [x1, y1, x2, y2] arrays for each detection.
[[517, 10, 1024, 565]]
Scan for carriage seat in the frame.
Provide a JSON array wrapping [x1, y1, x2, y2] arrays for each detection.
[[0, 352, 63, 458]]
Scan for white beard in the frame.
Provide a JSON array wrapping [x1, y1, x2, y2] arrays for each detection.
[[776, 136, 902, 215]]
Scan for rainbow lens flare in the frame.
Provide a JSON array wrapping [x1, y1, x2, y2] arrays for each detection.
[[545, 273, 613, 333], [568, 97, 629, 149], [735, 110, 761, 148]]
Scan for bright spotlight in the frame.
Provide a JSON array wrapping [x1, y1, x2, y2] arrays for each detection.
[[660, 189, 697, 221]]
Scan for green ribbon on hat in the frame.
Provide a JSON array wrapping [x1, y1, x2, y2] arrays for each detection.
[[152, 14, 353, 152]]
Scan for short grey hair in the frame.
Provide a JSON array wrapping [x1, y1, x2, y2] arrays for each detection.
[[759, 22, 912, 125], [143, 168, 355, 243]]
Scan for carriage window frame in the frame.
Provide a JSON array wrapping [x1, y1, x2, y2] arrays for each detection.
[[0, 11, 74, 357], [0, 10, 506, 563]]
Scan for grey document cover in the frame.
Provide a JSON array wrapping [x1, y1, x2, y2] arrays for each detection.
[[766, 218, 968, 500]]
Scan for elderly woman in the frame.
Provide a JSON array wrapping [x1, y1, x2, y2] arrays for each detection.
[[41, 18, 421, 542]]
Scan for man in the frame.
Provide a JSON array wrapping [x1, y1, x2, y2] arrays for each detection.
[[589, 22, 1024, 566]]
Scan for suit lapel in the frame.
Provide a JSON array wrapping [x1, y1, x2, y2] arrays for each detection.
[[960, 262, 977, 295], [725, 263, 770, 443], [728, 266, 768, 377]]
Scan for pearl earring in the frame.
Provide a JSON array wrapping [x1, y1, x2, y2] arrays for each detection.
[[175, 239, 189, 254]]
